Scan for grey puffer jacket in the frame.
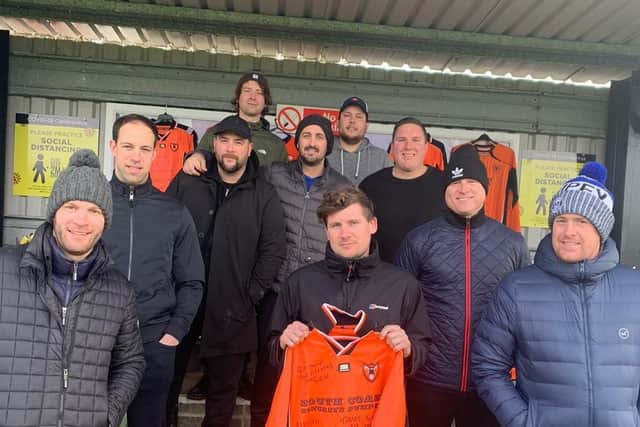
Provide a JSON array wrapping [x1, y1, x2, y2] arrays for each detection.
[[0, 223, 145, 427], [326, 137, 392, 185], [472, 235, 640, 427], [264, 160, 351, 286]]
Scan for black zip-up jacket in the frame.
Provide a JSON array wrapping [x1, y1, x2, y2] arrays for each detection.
[[269, 242, 432, 376], [102, 176, 204, 344], [0, 222, 145, 427], [167, 151, 286, 357], [395, 210, 529, 391]]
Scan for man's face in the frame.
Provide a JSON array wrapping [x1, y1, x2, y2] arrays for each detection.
[[325, 203, 378, 260], [338, 106, 368, 145], [391, 123, 427, 174], [552, 213, 601, 263], [297, 124, 328, 167], [445, 178, 486, 218], [237, 80, 265, 121], [213, 131, 253, 174], [53, 200, 105, 261], [109, 121, 156, 186]]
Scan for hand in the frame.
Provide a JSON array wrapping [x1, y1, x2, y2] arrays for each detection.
[[183, 152, 207, 175], [380, 324, 411, 358], [279, 321, 310, 350], [159, 333, 179, 346]]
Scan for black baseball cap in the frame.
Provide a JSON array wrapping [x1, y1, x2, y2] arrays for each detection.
[[339, 96, 369, 118], [212, 115, 252, 140]]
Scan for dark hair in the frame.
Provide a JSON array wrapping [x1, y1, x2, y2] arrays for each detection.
[[391, 117, 430, 142], [231, 73, 272, 116], [112, 114, 159, 146], [317, 187, 375, 226]]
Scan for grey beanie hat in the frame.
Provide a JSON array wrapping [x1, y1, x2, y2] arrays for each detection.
[[46, 149, 112, 229], [548, 161, 614, 243]]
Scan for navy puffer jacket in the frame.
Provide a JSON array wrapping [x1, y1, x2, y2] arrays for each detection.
[[472, 235, 640, 427], [395, 211, 529, 391]]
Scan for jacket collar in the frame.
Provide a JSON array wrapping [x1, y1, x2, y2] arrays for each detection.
[[248, 117, 270, 132], [289, 159, 333, 185], [444, 208, 487, 229], [325, 240, 381, 280], [534, 234, 619, 285], [110, 173, 154, 197], [48, 234, 97, 282]]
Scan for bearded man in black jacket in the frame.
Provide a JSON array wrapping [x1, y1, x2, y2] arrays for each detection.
[[167, 115, 286, 427]]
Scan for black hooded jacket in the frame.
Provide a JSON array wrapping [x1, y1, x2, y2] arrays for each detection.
[[269, 242, 431, 376], [167, 151, 286, 356]]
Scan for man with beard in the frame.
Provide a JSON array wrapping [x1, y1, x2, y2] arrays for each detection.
[[167, 115, 286, 427], [181, 114, 349, 426], [326, 96, 392, 185], [359, 117, 445, 262]]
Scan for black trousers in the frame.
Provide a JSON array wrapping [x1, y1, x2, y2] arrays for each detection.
[[127, 340, 177, 427], [166, 300, 206, 421], [406, 380, 499, 427], [250, 290, 280, 427], [202, 353, 250, 427]]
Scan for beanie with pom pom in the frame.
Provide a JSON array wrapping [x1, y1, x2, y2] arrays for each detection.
[[46, 149, 112, 228], [548, 161, 614, 243]]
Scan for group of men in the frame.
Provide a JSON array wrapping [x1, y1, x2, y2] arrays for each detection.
[[0, 69, 639, 427]]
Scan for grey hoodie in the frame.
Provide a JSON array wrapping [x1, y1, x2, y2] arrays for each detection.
[[326, 137, 393, 185]]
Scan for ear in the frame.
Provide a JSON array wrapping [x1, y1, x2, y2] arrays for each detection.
[[108, 140, 117, 156], [369, 216, 378, 235]]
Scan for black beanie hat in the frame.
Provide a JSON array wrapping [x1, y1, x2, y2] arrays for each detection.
[[295, 114, 334, 155], [444, 145, 489, 193]]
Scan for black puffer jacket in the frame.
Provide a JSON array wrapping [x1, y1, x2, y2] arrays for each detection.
[[102, 176, 204, 344], [264, 160, 350, 286], [269, 242, 431, 376], [167, 151, 286, 357], [0, 223, 145, 427], [395, 210, 529, 391]]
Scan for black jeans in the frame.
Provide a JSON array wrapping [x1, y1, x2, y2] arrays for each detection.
[[250, 290, 280, 427], [406, 380, 499, 427], [127, 340, 177, 427], [202, 353, 250, 427]]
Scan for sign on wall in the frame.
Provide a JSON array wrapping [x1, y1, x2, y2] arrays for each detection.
[[519, 152, 595, 228], [276, 104, 340, 135], [12, 113, 99, 197]]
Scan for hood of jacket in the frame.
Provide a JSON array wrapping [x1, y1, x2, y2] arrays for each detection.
[[534, 234, 619, 285]]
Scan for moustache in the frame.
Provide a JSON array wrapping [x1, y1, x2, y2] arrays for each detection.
[[220, 154, 239, 161], [303, 147, 320, 153]]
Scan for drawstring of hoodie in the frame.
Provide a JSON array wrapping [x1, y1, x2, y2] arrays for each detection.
[[339, 148, 363, 178]]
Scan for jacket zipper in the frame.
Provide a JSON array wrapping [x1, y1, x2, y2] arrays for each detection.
[[460, 218, 472, 392], [58, 262, 77, 426], [296, 190, 310, 263], [578, 262, 594, 427], [127, 188, 134, 281]]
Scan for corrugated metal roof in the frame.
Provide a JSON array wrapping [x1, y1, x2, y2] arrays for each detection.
[[1, 0, 639, 84]]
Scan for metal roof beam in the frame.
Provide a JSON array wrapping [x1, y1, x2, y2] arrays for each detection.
[[1, 0, 639, 69]]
